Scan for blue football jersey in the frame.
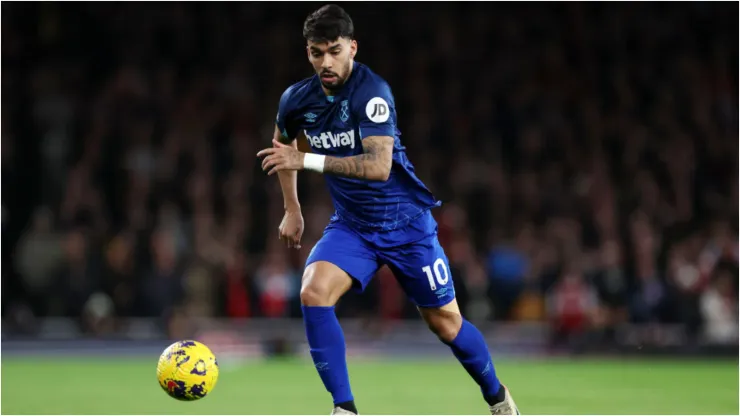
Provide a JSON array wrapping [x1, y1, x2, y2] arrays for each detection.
[[276, 62, 440, 232]]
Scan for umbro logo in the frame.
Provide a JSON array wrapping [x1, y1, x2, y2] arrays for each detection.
[[304, 113, 317, 123]]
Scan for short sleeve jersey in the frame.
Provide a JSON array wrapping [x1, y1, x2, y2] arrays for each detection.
[[276, 62, 440, 232]]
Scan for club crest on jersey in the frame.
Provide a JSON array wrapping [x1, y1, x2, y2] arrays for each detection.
[[305, 129, 356, 150], [304, 112, 317, 123], [339, 100, 349, 123]]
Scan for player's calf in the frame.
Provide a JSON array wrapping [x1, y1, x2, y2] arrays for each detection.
[[419, 299, 508, 409], [301, 261, 358, 415]]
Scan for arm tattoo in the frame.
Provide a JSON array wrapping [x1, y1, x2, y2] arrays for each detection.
[[323, 136, 393, 181]]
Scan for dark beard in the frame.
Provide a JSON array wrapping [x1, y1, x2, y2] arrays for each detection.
[[320, 62, 352, 92], [320, 77, 345, 92]]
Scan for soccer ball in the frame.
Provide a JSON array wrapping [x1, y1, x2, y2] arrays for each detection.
[[156, 340, 219, 401]]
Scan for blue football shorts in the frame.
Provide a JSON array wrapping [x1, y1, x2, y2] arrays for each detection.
[[305, 210, 455, 308]]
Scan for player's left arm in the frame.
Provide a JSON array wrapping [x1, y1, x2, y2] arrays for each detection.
[[321, 135, 393, 181], [260, 136, 392, 181], [319, 81, 397, 181], [258, 79, 396, 182]]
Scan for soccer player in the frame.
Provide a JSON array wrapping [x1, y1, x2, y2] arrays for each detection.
[[257, 5, 520, 415]]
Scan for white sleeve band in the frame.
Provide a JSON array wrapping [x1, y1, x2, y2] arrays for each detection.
[[303, 153, 326, 173]]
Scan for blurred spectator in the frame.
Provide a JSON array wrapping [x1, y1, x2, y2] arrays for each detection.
[[14, 207, 64, 310], [47, 227, 102, 318], [485, 225, 532, 320], [589, 239, 628, 337], [101, 231, 137, 317], [546, 265, 601, 350], [700, 266, 738, 344], [140, 229, 184, 318], [254, 244, 300, 318]]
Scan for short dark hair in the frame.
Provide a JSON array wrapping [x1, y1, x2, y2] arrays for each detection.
[[303, 4, 354, 43]]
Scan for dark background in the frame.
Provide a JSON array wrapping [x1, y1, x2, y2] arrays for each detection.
[[2, 2, 738, 348]]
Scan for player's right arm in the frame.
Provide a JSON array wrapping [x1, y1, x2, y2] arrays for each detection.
[[274, 126, 305, 249], [274, 125, 300, 210], [273, 87, 304, 249]]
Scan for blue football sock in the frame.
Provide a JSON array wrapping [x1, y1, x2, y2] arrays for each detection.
[[302, 305, 354, 405], [446, 319, 502, 404]]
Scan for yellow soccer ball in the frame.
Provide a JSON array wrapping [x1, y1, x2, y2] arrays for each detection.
[[156, 340, 219, 401]]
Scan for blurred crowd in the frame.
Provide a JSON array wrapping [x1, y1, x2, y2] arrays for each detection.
[[3, 3, 738, 344]]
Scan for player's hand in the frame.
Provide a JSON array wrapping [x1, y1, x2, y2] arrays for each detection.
[[279, 209, 304, 249], [257, 140, 304, 175]]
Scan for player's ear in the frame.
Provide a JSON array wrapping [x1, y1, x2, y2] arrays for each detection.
[[350, 40, 358, 59]]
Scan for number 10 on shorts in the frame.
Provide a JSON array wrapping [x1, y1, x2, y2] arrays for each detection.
[[422, 258, 449, 290]]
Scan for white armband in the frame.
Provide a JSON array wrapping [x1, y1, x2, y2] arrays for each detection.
[[303, 153, 326, 173]]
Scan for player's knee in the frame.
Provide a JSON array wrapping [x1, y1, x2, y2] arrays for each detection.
[[300, 283, 335, 306], [300, 262, 352, 307], [422, 308, 463, 343]]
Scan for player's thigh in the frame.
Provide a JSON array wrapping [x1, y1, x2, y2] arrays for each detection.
[[383, 234, 456, 309], [304, 222, 380, 305]]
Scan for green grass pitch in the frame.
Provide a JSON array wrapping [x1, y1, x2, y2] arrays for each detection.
[[2, 356, 737, 414]]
